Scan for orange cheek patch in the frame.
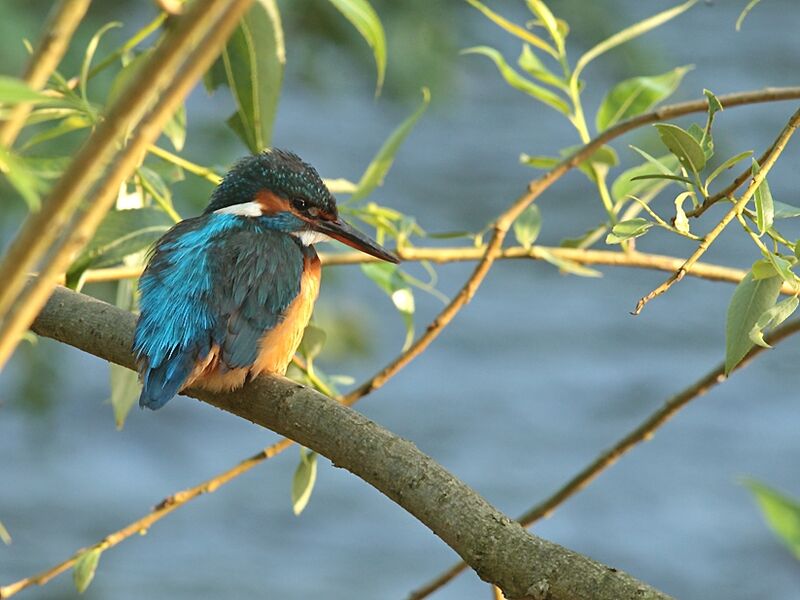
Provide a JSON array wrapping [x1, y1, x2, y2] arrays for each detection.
[[256, 190, 291, 214]]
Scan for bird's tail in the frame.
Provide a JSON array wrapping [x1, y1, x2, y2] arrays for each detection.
[[138, 352, 195, 410]]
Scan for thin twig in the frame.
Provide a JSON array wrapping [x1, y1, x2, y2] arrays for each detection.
[[0, 0, 256, 370], [0, 0, 91, 146], [77, 245, 797, 294], [634, 106, 800, 315], [408, 318, 800, 600]]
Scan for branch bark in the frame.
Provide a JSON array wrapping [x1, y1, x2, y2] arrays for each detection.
[[19, 284, 673, 600]]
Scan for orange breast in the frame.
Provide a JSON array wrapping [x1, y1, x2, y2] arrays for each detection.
[[252, 252, 321, 377], [185, 253, 321, 393]]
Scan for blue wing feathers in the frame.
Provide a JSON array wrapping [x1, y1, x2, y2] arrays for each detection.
[[133, 214, 304, 409]]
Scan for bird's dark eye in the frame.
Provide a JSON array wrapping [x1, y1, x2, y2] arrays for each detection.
[[293, 198, 308, 211]]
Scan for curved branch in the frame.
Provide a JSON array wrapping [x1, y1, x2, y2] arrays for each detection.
[[344, 86, 800, 405], [409, 317, 800, 600], [3, 284, 673, 600]]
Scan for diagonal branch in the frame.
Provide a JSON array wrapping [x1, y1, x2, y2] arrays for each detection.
[[633, 106, 800, 315], [2, 284, 674, 600], [408, 317, 800, 600]]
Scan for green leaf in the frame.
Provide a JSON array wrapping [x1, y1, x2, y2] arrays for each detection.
[[0, 75, 49, 104], [517, 45, 566, 90], [520, 154, 560, 169], [110, 363, 140, 429], [465, 0, 557, 58], [751, 258, 778, 280], [361, 262, 415, 349], [66, 208, 173, 287], [513, 205, 542, 248], [80, 22, 122, 106], [704, 88, 723, 120], [300, 324, 327, 361], [572, 0, 698, 81], [22, 112, 92, 149], [605, 218, 654, 244], [764, 252, 796, 284], [654, 123, 706, 174], [630, 173, 695, 186], [0, 145, 47, 210], [725, 272, 783, 373], [559, 144, 618, 183], [774, 200, 800, 220], [736, 0, 764, 31], [752, 161, 774, 235], [749, 295, 799, 348], [349, 87, 429, 201], [674, 193, 690, 234], [687, 122, 713, 160], [204, 0, 285, 152], [743, 479, 800, 559], [291, 449, 318, 516], [538, 249, 602, 277], [525, 0, 564, 53], [596, 66, 691, 132], [462, 46, 570, 115], [73, 548, 102, 593], [705, 150, 753, 188], [163, 104, 186, 151], [611, 153, 679, 202], [327, 0, 386, 95]]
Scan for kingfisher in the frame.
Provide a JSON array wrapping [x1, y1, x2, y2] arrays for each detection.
[[132, 149, 398, 410]]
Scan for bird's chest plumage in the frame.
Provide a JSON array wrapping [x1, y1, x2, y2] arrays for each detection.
[[152, 217, 322, 392]]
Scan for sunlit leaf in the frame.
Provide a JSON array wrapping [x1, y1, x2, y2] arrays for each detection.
[[520, 153, 559, 169], [725, 272, 782, 373], [0, 75, 49, 104], [327, 0, 386, 95], [572, 0, 698, 80], [66, 208, 173, 288], [0, 145, 47, 210], [361, 262, 415, 349], [596, 66, 691, 132], [749, 295, 799, 348], [524, 0, 564, 53], [674, 193, 690, 234], [743, 478, 800, 559], [462, 47, 570, 115], [349, 87, 429, 201], [538, 249, 602, 277], [611, 153, 679, 202], [630, 173, 695, 186], [0, 520, 11, 545], [517, 45, 566, 90], [605, 218, 653, 244], [513, 204, 541, 248], [204, 0, 285, 152], [465, 0, 557, 58], [736, 0, 764, 30], [73, 548, 102, 594], [654, 123, 706, 174], [80, 22, 122, 105], [752, 160, 774, 235], [291, 449, 318, 516]]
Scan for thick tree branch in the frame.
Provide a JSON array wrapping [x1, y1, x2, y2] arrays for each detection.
[[9, 285, 673, 600], [409, 318, 800, 600]]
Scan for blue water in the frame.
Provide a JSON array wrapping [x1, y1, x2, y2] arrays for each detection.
[[3, 1, 800, 599]]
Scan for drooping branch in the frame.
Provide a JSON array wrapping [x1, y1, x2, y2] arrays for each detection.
[[6, 284, 673, 600]]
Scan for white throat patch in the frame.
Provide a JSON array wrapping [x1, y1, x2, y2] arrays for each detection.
[[293, 230, 332, 246], [214, 201, 263, 217]]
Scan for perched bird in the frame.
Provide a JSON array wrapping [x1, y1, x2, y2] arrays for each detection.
[[133, 149, 398, 410]]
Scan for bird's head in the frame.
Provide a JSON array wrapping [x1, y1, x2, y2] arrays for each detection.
[[205, 149, 398, 263]]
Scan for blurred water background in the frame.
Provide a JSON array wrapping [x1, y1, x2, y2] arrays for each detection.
[[1, 1, 799, 598]]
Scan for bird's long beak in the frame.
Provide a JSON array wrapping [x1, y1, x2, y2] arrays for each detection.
[[312, 217, 399, 263]]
